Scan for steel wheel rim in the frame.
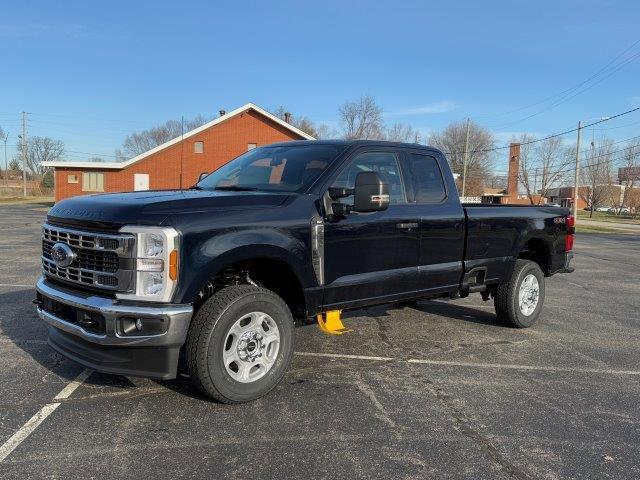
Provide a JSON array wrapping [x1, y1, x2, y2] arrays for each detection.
[[222, 311, 280, 383], [518, 274, 540, 316]]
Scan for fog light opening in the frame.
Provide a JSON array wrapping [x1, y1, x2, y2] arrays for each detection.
[[119, 316, 168, 336]]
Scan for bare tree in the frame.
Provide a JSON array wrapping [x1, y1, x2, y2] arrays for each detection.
[[516, 134, 537, 203], [0, 127, 6, 178], [271, 106, 321, 138], [9, 158, 20, 172], [627, 186, 640, 217], [580, 136, 614, 217], [339, 95, 384, 140], [487, 174, 507, 189], [619, 140, 640, 213], [385, 123, 422, 143], [121, 115, 210, 158], [517, 135, 572, 204], [428, 120, 495, 195], [314, 123, 338, 140], [15, 136, 65, 175]]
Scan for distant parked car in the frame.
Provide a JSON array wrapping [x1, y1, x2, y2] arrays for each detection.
[[607, 207, 631, 214], [545, 203, 562, 207], [595, 206, 611, 212]]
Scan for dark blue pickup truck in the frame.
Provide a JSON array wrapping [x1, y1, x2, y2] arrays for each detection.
[[35, 140, 574, 403]]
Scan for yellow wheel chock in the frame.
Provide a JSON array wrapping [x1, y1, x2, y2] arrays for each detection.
[[317, 310, 350, 335]]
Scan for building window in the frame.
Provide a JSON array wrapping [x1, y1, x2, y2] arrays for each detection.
[[67, 174, 78, 184], [247, 143, 257, 151], [194, 141, 204, 154], [82, 172, 104, 192]]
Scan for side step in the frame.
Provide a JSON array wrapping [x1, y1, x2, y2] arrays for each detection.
[[317, 310, 350, 335], [461, 267, 487, 293]]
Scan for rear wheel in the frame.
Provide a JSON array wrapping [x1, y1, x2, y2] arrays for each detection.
[[185, 285, 294, 403], [494, 259, 545, 328]]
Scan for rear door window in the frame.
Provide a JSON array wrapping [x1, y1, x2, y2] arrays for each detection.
[[404, 153, 446, 203]]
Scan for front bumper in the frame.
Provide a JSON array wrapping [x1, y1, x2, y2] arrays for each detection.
[[35, 277, 193, 379]]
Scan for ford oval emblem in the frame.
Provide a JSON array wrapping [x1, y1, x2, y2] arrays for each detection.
[[51, 242, 76, 268]]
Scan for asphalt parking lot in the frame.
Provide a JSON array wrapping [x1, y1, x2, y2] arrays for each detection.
[[0, 203, 639, 480]]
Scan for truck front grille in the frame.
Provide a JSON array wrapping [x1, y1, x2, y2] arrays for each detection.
[[41, 224, 135, 292]]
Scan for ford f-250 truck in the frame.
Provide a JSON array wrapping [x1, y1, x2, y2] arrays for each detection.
[[35, 140, 575, 403]]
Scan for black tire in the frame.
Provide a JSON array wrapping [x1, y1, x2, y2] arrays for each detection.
[[494, 259, 545, 328], [185, 285, 294, 403]]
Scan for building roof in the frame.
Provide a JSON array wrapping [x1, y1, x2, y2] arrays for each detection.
[[482, 187, 507, 196], [42, 103, 316, 170]]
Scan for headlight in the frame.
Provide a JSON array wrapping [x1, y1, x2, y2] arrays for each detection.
[[117, 226, 180, 302]]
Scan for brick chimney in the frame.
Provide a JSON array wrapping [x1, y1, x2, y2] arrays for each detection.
[[507, 143, 520, 201]]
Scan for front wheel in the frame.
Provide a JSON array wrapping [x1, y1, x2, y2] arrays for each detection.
[[185, 285, 294, 403], [494, 259, 545, 328]]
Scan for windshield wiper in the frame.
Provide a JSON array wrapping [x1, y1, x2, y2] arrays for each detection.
[[189, 185, 204, 190], [214, 185, 260, 191]]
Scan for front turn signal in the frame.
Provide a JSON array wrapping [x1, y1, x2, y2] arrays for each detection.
[[169, 249, 178, 281]]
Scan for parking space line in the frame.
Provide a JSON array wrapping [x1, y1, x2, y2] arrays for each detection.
[[407, 359, 640, 376], [295, 351, 393, 361], [0, 403, 61, 464], [296, 351, 640, 377], [0, 284, 33, 288], [53, 369, 93, 400], [0, 368, 92, 464]]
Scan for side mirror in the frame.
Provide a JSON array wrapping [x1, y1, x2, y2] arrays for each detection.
[[198, 172, 209, 182], [353, 171, 389, 212]]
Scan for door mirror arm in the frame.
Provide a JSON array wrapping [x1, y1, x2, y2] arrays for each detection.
[[328, 187, 354, 200]]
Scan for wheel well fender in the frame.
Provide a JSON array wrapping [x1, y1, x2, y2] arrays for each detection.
[[515, 234, 552, 275]]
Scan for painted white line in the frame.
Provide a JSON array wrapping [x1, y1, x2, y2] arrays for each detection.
[[295, 351, 640, 377], [54, 369, 93, 400], [0, 369, 92, 464], [295, 351, 393, 362], [0, 403, 61, 463], [0, 284, 33, 288], [407, 359, 640, 376]]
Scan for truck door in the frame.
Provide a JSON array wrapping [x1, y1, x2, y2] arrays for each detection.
[[401, 151, 465, 294], [322, 148, 421, 309]]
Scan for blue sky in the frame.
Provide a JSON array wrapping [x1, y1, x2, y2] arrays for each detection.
[[0, 0, 639, 169]]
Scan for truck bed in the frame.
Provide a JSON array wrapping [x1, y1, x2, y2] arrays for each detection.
[[463, 204, 570, 284]]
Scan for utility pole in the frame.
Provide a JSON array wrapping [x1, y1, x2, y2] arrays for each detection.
[[21, 112, 27, 198], [572, 120, 582, 219], [461, 118, 470, 198]]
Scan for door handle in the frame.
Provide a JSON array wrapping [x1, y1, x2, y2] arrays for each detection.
[[396, 222, 419, 230]]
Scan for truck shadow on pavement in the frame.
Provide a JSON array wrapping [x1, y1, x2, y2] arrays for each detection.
[[1, 288, 508, 403], [368, 299, 509, 328], [0, 288, 217, 400]]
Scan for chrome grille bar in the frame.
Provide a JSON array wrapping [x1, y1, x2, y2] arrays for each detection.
[[41, 223, 135, 292]]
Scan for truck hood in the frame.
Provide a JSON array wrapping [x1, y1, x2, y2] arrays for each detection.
[[47, 189, 292, 230]]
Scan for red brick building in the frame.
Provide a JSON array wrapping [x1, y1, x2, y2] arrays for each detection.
[[44, 103, 314, 202]]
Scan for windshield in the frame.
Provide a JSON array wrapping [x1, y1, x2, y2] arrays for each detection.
[[196, 144, 346, 193]]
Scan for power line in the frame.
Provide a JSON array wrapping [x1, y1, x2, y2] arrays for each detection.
[[441, 106, 640, 157], [477, 38, 640, 121], [484, 39, 640, 128]]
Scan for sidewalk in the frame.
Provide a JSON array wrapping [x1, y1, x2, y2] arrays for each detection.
[[577, 218, 640, 232]]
